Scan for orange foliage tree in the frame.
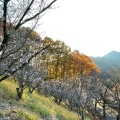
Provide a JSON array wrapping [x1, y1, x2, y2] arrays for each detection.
[[35, 37, 100, 81], [68, 50, 100, 78]]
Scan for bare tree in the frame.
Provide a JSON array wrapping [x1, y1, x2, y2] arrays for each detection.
[[104, 69, 120, 120], [0, 0, 58, 82], [14, 64, 42, 99]]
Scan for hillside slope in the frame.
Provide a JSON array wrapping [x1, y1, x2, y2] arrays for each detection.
[[0, 79, 81, 120]]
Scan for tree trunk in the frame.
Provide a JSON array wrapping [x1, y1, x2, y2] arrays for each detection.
[[95, 101, 97, 110], [103, 100, 106, 119], [54, 97, 58, 104], [81, 110, 84, 120], [16, 88, 23, 100], [58, 95, 63, 105], [28, 87, 36, 94], [117, 102, 120, 120]]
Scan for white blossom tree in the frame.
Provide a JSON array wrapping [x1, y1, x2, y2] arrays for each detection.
[[14, 64, 45, 99], [0, 0, 58, 82]]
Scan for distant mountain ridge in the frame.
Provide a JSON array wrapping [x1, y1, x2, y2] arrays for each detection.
[[90, 51, 120, 70], [103, 51, 120, 59]]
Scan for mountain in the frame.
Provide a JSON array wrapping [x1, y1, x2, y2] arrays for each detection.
[[90, 51, 120, 70], [103, 51, 120, 59]]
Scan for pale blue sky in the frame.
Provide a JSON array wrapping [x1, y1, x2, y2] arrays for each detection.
[[37, 0, 120, 57]]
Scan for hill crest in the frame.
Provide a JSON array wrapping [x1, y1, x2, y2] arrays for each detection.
[[103, 51, 120, 59], [90, 51, 120, 70]]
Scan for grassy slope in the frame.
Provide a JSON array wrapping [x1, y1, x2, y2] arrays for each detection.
[[0, 78, 80, 120]]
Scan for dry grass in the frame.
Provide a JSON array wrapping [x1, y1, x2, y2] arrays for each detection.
[[0, 79, 81, 120]]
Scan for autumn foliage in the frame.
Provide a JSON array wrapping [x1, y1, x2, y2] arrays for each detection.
[[35, 37, 100, 80], [68, 50, 100, 78]]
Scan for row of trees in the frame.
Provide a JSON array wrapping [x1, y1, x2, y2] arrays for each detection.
[[3, 27, 99, 99], [33, 37, 99, 80], [38, 70, 120, 120], [0, 0, 99, 101]]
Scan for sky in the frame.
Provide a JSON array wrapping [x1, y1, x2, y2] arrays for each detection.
[[37, 0, 120, 57]]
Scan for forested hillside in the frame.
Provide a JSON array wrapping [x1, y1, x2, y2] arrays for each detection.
[[0, 1, 120, 120]]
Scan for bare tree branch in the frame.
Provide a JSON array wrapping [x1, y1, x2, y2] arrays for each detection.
[[0, 0, 8, 52], [18, 0, 57, 28], [0, 44, 50, 82], [15, 0, 35, 30]]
